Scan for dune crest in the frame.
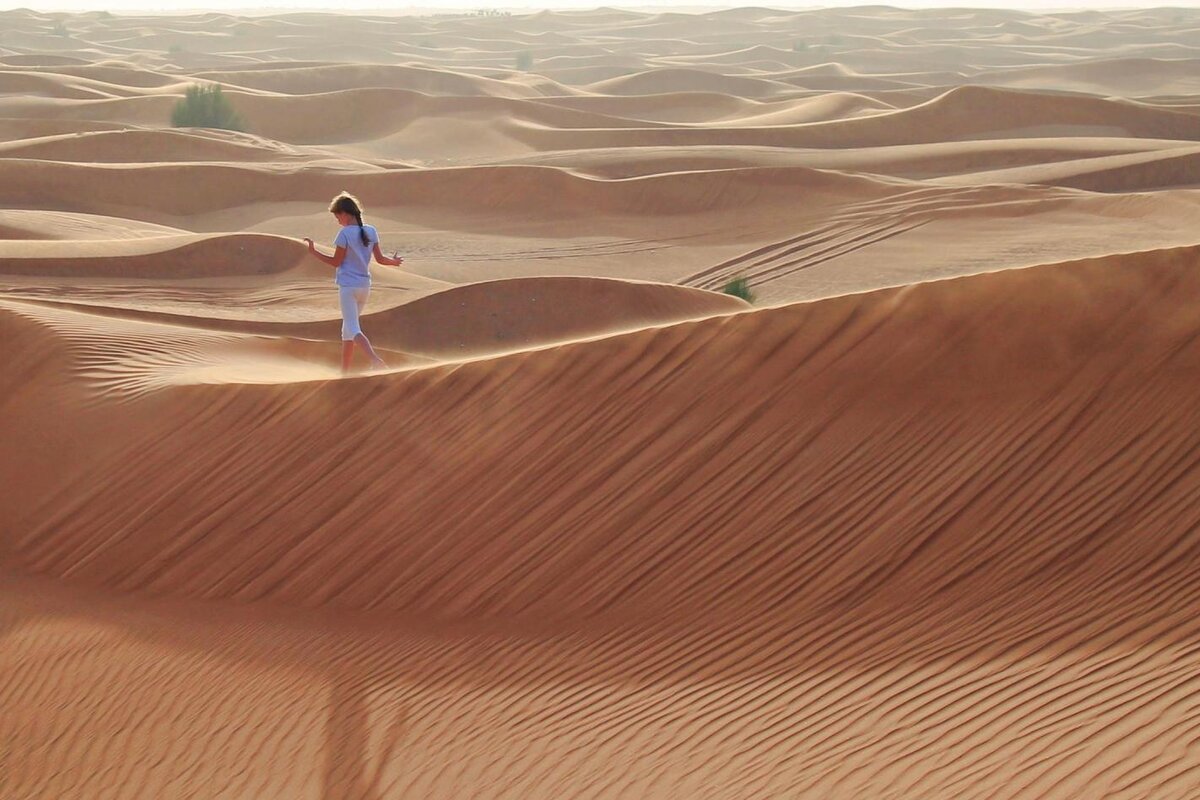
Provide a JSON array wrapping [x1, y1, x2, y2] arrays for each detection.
[[7, 244, 1200, 614]]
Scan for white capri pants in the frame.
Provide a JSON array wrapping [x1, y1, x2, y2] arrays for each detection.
[[339, 286, 370, 341]]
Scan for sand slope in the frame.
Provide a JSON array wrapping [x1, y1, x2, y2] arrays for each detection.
[[8, 246, 1200, 798]]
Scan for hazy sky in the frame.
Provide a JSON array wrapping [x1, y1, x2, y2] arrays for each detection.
[[6, 1, 1200, 10]]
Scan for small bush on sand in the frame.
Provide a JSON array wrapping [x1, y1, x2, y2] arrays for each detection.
[[171, 84, 246, 131], [516, 50, 533, 71], [721, 276, 755, 303], [52, 21, 69, 36], [791, 40, 807, 52]]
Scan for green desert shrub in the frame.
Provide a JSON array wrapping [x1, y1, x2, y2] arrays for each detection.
[[516, 50, 533, 71], [171, 84, 246, 131], [791, 40, 807, 52], [721, 276, 755, 304]]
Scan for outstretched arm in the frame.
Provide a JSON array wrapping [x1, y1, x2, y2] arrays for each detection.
[[303, 238, 346, 268], [373, 242, 404, 267]]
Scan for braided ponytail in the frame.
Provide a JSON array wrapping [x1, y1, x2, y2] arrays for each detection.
[[353, 210, 369, 246]]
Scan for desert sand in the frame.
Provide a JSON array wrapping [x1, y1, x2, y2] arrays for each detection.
[[5, 5, 1200, 798]]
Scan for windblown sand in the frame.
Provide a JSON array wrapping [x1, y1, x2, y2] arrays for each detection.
[[5, 6, 1200, 799]]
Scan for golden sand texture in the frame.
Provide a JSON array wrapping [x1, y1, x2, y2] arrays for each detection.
[[6, 6, 1200, 799]]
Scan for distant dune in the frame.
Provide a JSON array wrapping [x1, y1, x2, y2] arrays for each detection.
[[0, 127, 327, 163], [587, 67, 799, 99], [357, 274, 747, 358], [192, 62, 557, 98], [0, 233, 305, 278], [0, 160, 899, 223], [978, 56, 1200, 96]]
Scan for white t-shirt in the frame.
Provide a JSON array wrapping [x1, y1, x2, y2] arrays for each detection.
[[334, 224, 377, 288]]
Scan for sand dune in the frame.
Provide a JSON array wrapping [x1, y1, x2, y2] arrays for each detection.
[[9, 242, 1198, 612], [517, 86, 1200, 153], [0, 127, 331, 164], [390, 84, 1200, 161], [712, 91, 893, 125], [0, 275, 744, 397], [0, 63, 183, 89], [357, 274, 747, 357], [778, 72, 937, 92], [679, 184, 1200, 303], [587, 67, 800, 99], [539, 90, 891, 126], [0, 118, 144, 141], [194, 63, 555, 98], [0, 53, 90, 66], [10, 6, 1200, 798], [230, 88, 660, 147], [499, 137, 1189, 182], [0, 209, 187, 240], [0, 70, 128, 100], [9, 246, 1200, 797], [536, 90, 765, 123], [0, 233, 307, 278], [0, 160, 899, 224], [980, 57, 1200, 97], [941, 146, 1200, 191], [0, 298, 351, 393], [0, 92, 178, 126]]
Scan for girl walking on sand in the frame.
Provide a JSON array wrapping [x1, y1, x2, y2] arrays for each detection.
[[303, 191, 403, 374]]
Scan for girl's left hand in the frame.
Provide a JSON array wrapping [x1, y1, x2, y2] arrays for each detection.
[[302, 237, 314, 251]]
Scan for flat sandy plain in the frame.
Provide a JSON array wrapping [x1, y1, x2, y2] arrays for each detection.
[[6, 5, 1200, 798]]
